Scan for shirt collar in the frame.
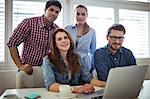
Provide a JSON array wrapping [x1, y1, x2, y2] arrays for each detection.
[[105, 44, 122, 55], [38, 15, 58, 29], [71, 24, 77, 28], [38, 15, 46, 28]]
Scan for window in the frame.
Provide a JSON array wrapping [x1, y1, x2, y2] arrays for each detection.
[[13, 1, 45, 29], [87, 6, 114, 48], [0, 0, 5, 63], [123, 0, 149, 2], [13, 1, 63, 29], [119, 9, 149, 58]]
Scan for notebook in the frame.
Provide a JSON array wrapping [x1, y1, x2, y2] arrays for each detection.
[[102, 65, 149, 99]]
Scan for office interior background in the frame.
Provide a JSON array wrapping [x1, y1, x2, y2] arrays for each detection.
[[0, 0, 150, 95]]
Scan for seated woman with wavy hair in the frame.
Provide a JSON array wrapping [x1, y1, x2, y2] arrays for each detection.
[[42, 28, 105, 94]]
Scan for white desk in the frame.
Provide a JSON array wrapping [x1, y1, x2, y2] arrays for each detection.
[[0, 86, 103, 99], [138, 80, 150, 99], [0, 80, 150, 99]]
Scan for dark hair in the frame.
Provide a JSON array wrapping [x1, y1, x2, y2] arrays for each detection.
[[76, 4, 88, 12], [75, 5, 90, 35], [45, 0, 62, 11], [107, 24, 126, 35], [48, 28, 81, 76]]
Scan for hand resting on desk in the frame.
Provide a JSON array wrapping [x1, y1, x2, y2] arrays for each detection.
[[72, 83, 95, 94]]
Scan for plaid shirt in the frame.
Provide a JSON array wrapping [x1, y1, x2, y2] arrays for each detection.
[[7, 15, 59, 66]]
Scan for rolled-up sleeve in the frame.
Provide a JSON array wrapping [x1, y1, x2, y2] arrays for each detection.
[[41, 56, 56, 90], [126, 50, 136, 65], [94, 49, 108, 81], [7, 18, 31, 47], [80, 65, 93, 83], [90, 29, 96, 66]]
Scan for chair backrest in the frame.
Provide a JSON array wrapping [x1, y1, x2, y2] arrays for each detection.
[[16, 66, 44, 89], [144, 65, 150, 80]]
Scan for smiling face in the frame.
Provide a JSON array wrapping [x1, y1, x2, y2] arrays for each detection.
[[55, 32, 70, 53], [75, 7, 87, 25], [44, 5, 60, 23], [107, 29, 124, 54]]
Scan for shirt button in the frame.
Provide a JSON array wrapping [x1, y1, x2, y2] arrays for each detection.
[[114, 58, 116, 60]]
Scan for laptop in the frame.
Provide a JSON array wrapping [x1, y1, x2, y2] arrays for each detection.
[[102, 65, 149, 99]]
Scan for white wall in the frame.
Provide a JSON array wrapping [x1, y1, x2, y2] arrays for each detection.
[[0, 70, 17, 95]]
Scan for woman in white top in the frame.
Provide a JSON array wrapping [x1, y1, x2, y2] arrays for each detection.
[[65, 5, 96, 72]]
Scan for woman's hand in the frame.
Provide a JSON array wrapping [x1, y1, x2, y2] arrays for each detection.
[[73, 83, 95, 94], [82, 83, 95, 94]]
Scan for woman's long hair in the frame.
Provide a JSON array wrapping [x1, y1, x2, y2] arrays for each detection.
[[76, 5, 90, 35], [48, 28, 81, 76]]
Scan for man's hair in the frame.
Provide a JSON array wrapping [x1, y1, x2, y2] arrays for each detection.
[[45, 0, 62, 11], [107, 24, 126, 35]]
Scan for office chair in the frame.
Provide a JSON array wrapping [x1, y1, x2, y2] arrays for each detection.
[[16, 66, 44, 89], [144, 65, 150, 80]]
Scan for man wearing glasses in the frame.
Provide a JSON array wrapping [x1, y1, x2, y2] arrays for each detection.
[[94, 24, 136, 81]]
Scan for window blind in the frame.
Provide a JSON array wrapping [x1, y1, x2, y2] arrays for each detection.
[[119, 9, 149, 58], [0, 0, 5, 62], [123, 0, 149, 3], [13, 1, 45, 29], [13, 1, 63, 29]]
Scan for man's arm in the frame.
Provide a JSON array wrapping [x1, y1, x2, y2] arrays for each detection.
[[90, 29, 96, 70], [90, 79, 106, 87], [94, 49, 109, 81], [8, 47, 23, 68], [127, 50, 137, 65], [7, 19, 33, 74], [8, 47, 33, 74]]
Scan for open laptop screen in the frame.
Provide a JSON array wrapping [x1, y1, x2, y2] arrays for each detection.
[[102, 65, 148, 99]]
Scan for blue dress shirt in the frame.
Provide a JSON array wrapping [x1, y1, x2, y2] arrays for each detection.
[[94, 45, 136, 81], [42, 56, 93, 89], [65, 24, 96, 71]]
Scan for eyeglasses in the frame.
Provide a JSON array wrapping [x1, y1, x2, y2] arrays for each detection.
[[109, 35, 124, 41]]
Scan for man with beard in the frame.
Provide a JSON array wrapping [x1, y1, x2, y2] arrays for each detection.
[[94, 24, 136, 81], [7, 0, 62, 75]]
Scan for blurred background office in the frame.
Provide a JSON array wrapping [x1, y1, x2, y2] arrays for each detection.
[[0, 0, 150, 95]]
